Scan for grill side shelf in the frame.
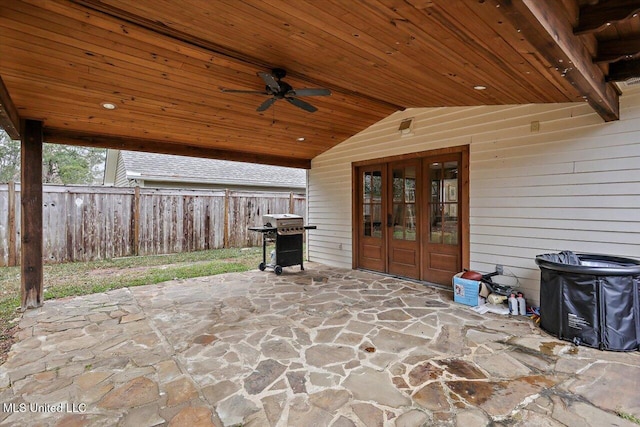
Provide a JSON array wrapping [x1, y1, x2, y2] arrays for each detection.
[[249, 226, 277, 232]]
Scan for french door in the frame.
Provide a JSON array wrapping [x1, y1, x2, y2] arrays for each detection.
[[355, 150, 465, 286], [358, 165, 386, 272], [422, 155, 461, 284], [388, 160, 420, 278]]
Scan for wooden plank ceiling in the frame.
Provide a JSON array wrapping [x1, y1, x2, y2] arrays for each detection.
[[1, 0, 640, 168]]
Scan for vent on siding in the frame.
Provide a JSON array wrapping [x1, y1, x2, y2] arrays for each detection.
[[398, 118, 414, 135], [623, 77, 640, 86]]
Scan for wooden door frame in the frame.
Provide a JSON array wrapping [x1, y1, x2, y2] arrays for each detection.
[[352, 145, 470, 274]]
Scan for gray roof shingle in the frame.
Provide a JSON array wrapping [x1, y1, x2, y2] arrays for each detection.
[[120, 151, 306, 190]]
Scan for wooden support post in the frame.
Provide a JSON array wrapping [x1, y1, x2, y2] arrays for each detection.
[[20, 120, 43, 309], [223, 189, 230, 248], [133, 186, 140, 256], [7, 181, 17, 267]]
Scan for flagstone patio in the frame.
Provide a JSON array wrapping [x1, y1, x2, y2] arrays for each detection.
[[0, 263, 638, 426]]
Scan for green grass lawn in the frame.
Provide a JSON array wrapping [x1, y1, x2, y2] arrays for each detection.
[[0, 245, 269, 363]]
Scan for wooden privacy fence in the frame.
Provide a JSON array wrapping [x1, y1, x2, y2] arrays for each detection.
[[0, 183, 306, 266]]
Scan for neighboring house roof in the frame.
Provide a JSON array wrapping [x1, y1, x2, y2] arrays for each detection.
[[104, 150, 306, 191]]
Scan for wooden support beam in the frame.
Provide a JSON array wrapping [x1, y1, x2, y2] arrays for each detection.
[[0, 75, 21, 140], [607, 58, 640, 81], [497, 0, 620, 122], [596, 36, 640, 64], [574, 0, 640, 35], [20, 119, 44, 310], [43, 128, 311, 169]]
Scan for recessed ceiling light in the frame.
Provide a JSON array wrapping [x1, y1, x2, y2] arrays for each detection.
[[473, 85, 487, 90], [101, 102, 117, 110], [296, 137, 305, 142]]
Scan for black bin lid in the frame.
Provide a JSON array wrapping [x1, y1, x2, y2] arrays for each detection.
[[535, 252, 640, 276]]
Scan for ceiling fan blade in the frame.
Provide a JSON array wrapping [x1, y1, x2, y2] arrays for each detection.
[[257, 72, 281, 93], [220, 88, 269, 95], [286, 97, 318, 113], [257, 97, 277, 112], [288, 88, 331, 97]]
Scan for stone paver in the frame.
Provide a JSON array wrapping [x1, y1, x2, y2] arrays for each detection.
[[1, 263, 639, 426]]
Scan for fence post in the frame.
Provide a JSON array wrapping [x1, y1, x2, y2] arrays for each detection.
[[223, 189, 230, 248], [7, 181, 16, 266], [289, 192, 294, 214], [133, 186, 140, 256]]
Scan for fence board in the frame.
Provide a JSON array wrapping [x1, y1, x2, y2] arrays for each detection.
[[0, 184, 305, 266], [0, 184, 8, 266]]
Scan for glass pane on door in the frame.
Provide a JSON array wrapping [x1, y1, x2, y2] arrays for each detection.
[[392, 169, 403, 203], [443, 161, 458, 245], [362, 170, 383, 238], [391, 166, 417, 241], [372, 204, 382, 237], [363, 204, 371, 237], [429, 163, 442, 243], [392, 203, 403, 239], [372, 172, 382, 199], [428, 161, 458, 245], [429, 202, 441, 243], [405, 203, 416, 241], [364, 173, 372, 203]]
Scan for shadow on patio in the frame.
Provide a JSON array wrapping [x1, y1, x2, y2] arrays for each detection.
[[1, 263, 638, 426]]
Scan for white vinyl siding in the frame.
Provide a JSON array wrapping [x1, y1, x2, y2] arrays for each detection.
[[114, 151, 129, 187], [308, 88, 640, 305]]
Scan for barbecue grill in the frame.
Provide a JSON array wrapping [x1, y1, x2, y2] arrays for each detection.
[[249, 214, 316, 275]]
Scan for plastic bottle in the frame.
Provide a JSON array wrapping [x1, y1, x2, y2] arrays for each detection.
[[508, 293, 518, 315], [517, 292, 526, 316]]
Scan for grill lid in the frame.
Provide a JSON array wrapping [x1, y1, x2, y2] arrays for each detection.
[[263, 213, 302, 222], [263, 214, 304, 235]]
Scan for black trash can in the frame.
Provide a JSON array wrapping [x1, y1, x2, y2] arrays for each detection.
[[535, 251, 640, 351]]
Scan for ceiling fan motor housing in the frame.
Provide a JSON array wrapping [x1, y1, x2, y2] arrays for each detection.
[[271, 68, 287, 80], [269, 81, 293, 98]]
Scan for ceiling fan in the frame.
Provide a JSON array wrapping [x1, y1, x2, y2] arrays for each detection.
[[221, 68, 331, 113]]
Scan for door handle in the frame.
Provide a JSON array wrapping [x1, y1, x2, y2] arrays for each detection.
[[387, 214, 392, 227]]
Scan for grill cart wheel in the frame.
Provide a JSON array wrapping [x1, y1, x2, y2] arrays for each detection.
[[274, 265, 283, 275], [258, 262, 266, 271]]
